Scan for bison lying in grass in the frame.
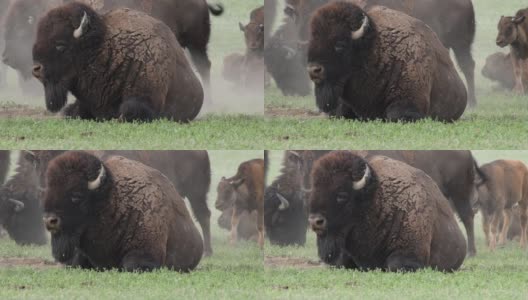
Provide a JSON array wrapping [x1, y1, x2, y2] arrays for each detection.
[[309, 151, 466, 272], [306, 2, 467, 121], [32, 3, 203, 122], [482, 52, 516, 90], [43, 151, 203, 271]]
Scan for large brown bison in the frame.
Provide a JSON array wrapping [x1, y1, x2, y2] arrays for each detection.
[[309, 151, 466, 271], [482, 52, 516, 90], [0, 154, 48, 245], [0, 151, 9, 185], [2, 0, 223, 97], [272, 150, 484, 256], [43, 151, 203, 271], [496, 9, 528, 94], [216, 158, 264, 249], [32, 3, 203, 122], [23, 150, 214, 256], [307, 2, 466, 121], [477, 160, 528, 250]]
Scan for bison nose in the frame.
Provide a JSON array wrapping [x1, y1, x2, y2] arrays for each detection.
[[32, 64, 43, 80], [43, 214, 61, 232], [308, 64, 325, 84], [496, 38, 506, 47], [309, 214, 327, 234]]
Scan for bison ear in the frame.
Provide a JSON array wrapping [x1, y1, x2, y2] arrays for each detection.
[[514, 15, 526, 25], [73, 11, 90, 39], [351, 14, 370, 40], [239, 22, 245, 32]]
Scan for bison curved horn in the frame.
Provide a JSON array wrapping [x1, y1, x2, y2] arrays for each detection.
[[7, 198, 25, 212], [352, 165, 370, 190], [88, 164, 105, 190], [351, 14, 369, 40], [73, 11, 90, 39], [276, 193, 290, 210]]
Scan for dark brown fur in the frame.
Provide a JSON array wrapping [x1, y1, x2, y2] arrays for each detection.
[[44, 152, 203, 271], [307, 3, 466, 121], [216, 158, 264, 249], [309, 151, 466, 271], [477, 160, 528, 250]]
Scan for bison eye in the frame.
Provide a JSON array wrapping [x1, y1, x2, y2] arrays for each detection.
[[336, 192, 349, 203], [56, 45, 66, 52]]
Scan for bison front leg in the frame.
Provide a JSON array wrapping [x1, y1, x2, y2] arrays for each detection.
[[386, 252, 425, 272], [121, 251, 162, 272], [489, 212, 502, 251], [385, 102, 426, 122], [519, 203, 528, 249], [512, 57, 525, 94], [498, 208, 512, 246], [230, 207, 241, 246]]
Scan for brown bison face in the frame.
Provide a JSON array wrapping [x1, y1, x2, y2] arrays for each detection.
[[240, 21, 264, 51], [496, 15, 525, 48], [2, 0, 49, 78], [309, 151, 374, 237], [215, 176, 244, 211], [0, 192, 26, 229], [43, 151, 110, 237], [307, 2, 372, 114], [32, 3, 105, 112]]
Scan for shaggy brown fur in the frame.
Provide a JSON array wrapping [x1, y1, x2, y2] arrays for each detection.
[[309, 151, 466, 271], [218, 206, 259, 241], [307, 3, 466, 121], [44, 152, 203, 271], [496, 9, 528, 94], [477, 160, 528, 250], [216, 158, 264, 249], [482, 52, 516, 90], [33, 3, 203, 122]]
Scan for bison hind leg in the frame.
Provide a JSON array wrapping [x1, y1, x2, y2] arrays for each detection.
[[119, 97, 157, 122], [386, 253, 425, 272]]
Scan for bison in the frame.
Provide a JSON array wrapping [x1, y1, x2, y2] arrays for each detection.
[[264, 0, 277, 46], [482, 52, 516, 90], [215, 158, 264, 249], [309, 151, 467, 271], [23, 150, 214, 257], [306, 2, 466, 121], [218, 206, 259, 242], [2, 0, 223, 99], [0, 0, 10, 88], [43, 151, 203, 271], [476, 160, 528, 250], [32, 3, 203, 122], [0, 153, 48, 245], [0, 150, 9, 185], [240, 6, 264, 55], [496, 9, 528, 94]]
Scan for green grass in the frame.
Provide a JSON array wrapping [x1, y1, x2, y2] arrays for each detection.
[[0, 150, 265, 299], [264, 0, 528, 149]]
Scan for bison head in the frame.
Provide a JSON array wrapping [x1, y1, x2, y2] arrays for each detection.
[[2, 0, 52, 78], [22, 150, 65, 192], [32, 3, 106, 112], [43, 151, 110, 262], [307, 2, 373, 114], [496, 15, 526, 48], [309, 151, 375, 237], [0, 190, 26, 230], [240, 20, 264, 52], [215, 176, 245, 211]]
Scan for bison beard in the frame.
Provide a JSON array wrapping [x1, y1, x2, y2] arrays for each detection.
[[317, 232, 356, 269], [51, 231, 80, 264], [44, 82, 69, 113], [314, 78, 350, 117]]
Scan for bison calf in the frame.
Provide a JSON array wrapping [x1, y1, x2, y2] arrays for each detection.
[[307, 2, 467, 121], [216, 159, 264, 249], [218, 206, 259, 242], [482, 52, 516, 90], [477, 160, 528, 250], [309, 151, 466, 272], [32, 3, 203, 122], [43, 152, 203, 271]]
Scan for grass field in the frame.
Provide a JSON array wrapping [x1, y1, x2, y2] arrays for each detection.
[[264, 0, 528, 149], [0, 150, 265, 299], [261, 150, 528, 299]]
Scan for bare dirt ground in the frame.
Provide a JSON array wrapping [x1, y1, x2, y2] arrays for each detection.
[[0, 257, 59, 269], [0, 104, 57, 120], [265, 256, 324, 269], [265, 107, 326, 119]]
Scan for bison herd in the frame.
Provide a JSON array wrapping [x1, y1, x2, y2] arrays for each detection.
[[265, 150, 528, 272], [0, 150, 264, 271], [265, 0, 528, 121]]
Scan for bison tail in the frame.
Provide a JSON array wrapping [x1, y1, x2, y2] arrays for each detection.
[[471, 155, 487, 186], [208, 3, 224, 16]]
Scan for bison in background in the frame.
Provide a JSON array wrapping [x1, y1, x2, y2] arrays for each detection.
[[216, 158, 264, 249], [0, 0, 10, 89], [44, 152, 203, 271], [496, 9, 528, 94], [482, 52, 516, 90], [0, 151, 9, 185], [309, 151, 466, 271], [0, 153, 48, 245], [306, 2, 466, 121], [218, 206, 259, 242], [477, 160, 528, 250], [32, 3, 203, 122]]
